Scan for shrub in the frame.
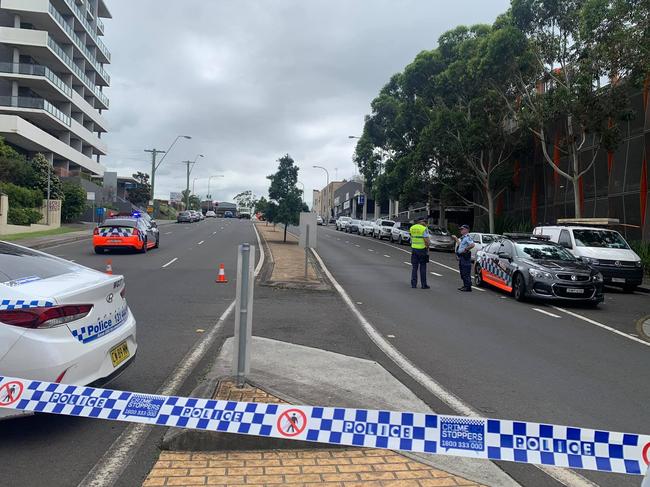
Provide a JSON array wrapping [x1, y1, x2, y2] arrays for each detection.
[[8, 207, 42, 225], [630, 241, 650, 276], [61, 181, 87, 223], [0, 182, 43, 208]]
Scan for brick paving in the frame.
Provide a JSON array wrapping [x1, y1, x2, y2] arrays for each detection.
[[255, 223, 319, 283], [142, 381, 484, 486]]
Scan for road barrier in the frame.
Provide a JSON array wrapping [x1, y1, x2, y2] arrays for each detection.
[[1, 375, 648, 481]]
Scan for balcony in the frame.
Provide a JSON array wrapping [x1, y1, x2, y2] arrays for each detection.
[[47, 36, 109, 108], [59, 0, 111, 62], [0, 95, 71, 126], [97, 18, 105, 35], [0, 62, 72, 98], [48, 3, 111, 85]]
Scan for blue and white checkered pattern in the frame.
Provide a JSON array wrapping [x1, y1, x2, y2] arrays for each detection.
[[0, 375, 647, 477], [0, 299, 53, 310], [480, 256, 512, 286], [99, 227, 133, 237]]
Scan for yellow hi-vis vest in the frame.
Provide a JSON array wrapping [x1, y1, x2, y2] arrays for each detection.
[[409, 224, 427, 250]]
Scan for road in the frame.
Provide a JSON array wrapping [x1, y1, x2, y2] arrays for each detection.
[[311, 224, 650, 487], [0, 217, 259, 487]]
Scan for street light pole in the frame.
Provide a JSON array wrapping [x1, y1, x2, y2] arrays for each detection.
[[145, 134, 191, 205], [182, 154, 203, 209], [312, 165, 330, 225], [297, 180, 305, 205], [207, 175, 224, 210]]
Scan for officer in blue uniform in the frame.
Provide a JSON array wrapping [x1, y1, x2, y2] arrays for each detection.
[[453, 224, 474, 292]]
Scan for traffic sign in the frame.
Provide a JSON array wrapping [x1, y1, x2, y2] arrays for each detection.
[[0, 381, 23, 406], [276, 408, 307, 437]]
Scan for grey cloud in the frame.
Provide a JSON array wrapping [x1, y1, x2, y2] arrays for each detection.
[[103, 0, 509, 203]]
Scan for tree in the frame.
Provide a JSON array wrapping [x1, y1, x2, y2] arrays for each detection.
[[30, 153, 63, 200], [61, 181, 87, 223], [233, 190, 257, 210], [127, 171, 151, 207], [267, 154, 303, 242], [500, 0, 634, 218], [254, 196, 269, 215], [179, 190, 201, 210]]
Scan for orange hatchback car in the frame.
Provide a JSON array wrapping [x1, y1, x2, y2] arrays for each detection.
[[93, 217, 158, 254]]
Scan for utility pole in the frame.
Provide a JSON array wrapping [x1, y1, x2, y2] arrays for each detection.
[[144, 149, 165, 206], [182, 154, 203, 209]]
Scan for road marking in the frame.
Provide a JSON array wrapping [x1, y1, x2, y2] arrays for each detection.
[[387, 334, 395, 338], [355, 244, 360, 247], [345, 241, 349, 243], [164, 231, 172, 235], [212, 231, 217, 235], [551, 305, 650, 348], [80, 229, 266, 487], [161, 257, 178, 268], [471, 286, 486, 292], [532, 308, 561, 318], [198, 240, 204, 245], [368, 249, 374, 252], [384, 254, 391, 258], [403, 262, 411, 266], [312, 248, 596, 487], [430, 271, 443, 277]]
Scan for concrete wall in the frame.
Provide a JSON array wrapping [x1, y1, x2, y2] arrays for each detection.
[[0, 194, 62, 235]]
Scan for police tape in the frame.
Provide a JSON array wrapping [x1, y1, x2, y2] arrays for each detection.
[[1, 375, 648, 477]]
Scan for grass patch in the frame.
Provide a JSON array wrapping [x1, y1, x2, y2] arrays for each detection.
[[0, 226, 86, 241]]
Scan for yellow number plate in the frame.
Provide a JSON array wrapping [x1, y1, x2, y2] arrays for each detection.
[[110, 341, 130, 368]]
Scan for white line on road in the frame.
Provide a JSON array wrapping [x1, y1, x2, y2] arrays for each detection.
[[430, 271, 443, 277], [368, 249, 374, 252], [198, 240, 204, 245], [403, 262, 411, 266], [355, 244, 360, 247], [161, 257, 178, 268], [312, 248, 596, 487], [212, 231, 217, 235], [384, 254, 391, 258], [164, 231, 172, 235], [532, 308, 561, 318], [551, 305, 650, 347]]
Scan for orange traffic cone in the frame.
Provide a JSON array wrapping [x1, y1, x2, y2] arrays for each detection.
[[216, 263, 228, 283], [105, 259, 113, 275]]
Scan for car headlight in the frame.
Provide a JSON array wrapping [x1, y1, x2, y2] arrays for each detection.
[[583, 257, 599, 265], [592, 273, 604, 282], [529, 269, 553, 279], [634, 260, 642, 268]]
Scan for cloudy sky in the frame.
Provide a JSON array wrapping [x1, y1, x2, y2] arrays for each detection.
[[103, 0, 509, 206]]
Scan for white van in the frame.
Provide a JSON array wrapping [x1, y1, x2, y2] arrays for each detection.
[[532, 225, 643, 292]]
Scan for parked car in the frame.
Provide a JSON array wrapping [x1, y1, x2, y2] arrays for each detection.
[[205, 210, 217, 218], [177, 211, 192, 223], [390, 222, 411, 245], [329, 217, 337, 224], [0, 242, 138, 419], [346, 219, 362, 234], [239, 212, 251, 219], [316, 215, 324, 225], [224, 210, 234, 218], [474, 234, 604, 305], [373, 219, 395, 239], [359, 220, 375, 236], [428, 226, 455, 252], [336, 216, 352, 231], [533, 225, 643, 292], [468, 232, 501, 261]]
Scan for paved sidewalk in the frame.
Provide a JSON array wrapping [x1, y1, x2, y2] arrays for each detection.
[[145, 381, 484, 487]]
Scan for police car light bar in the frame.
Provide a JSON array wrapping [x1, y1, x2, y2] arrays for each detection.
[[503, 233, 551, 241]]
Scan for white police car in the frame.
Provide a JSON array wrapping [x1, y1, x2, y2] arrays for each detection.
[[0, 241, 137, 419]]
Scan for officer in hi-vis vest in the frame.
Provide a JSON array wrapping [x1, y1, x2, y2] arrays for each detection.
[[409, 218, 431, 289]]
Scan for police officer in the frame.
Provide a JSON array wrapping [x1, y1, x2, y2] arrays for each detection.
[[453, 224, 474, 292], [409, 218, 431, 289]]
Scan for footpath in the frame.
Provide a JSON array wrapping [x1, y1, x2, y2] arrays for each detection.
[[141, 223, 518, 487]]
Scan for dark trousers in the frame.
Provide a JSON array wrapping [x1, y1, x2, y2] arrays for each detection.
[[458, 253, 472, 289], [411, 249, 428, 287]]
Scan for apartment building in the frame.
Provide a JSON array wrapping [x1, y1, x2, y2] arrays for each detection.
[[0, 0, 110, 177]]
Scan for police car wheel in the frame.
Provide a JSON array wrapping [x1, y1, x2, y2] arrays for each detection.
[[139, 238, 148, 253], [94, 247, 104, 254], [513, 273, 526, 301], [398, 236, 402, 244], [154, 237, 159, 249]]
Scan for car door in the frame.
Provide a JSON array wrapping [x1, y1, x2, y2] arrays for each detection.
[[142, 221, 155, 246], [495, 240, 516, 291]]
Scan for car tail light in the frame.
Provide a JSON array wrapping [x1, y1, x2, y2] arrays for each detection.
[[132, 228, 140, 236], [0, 305, 93, 329], [93, 227, 99, 235]]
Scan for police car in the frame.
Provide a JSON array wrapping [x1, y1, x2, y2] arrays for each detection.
[[0, 241, 137, 419], [473, 234, 604, 305], [93, 216, 158, 254]]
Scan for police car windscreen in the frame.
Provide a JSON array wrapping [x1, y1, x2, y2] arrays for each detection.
[[0, 242, 77, 282], [381, 221, 394, 226], [100, 219, 137, 228], [515, 243, 575, 261]]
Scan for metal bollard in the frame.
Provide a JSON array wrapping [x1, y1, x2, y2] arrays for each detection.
[[233, 243, 255, 387], [304, 224, 310, 279]]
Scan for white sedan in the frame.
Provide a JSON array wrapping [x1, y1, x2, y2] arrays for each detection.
[[0, 242, 137, 419], [469, 232, 502, 261]]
